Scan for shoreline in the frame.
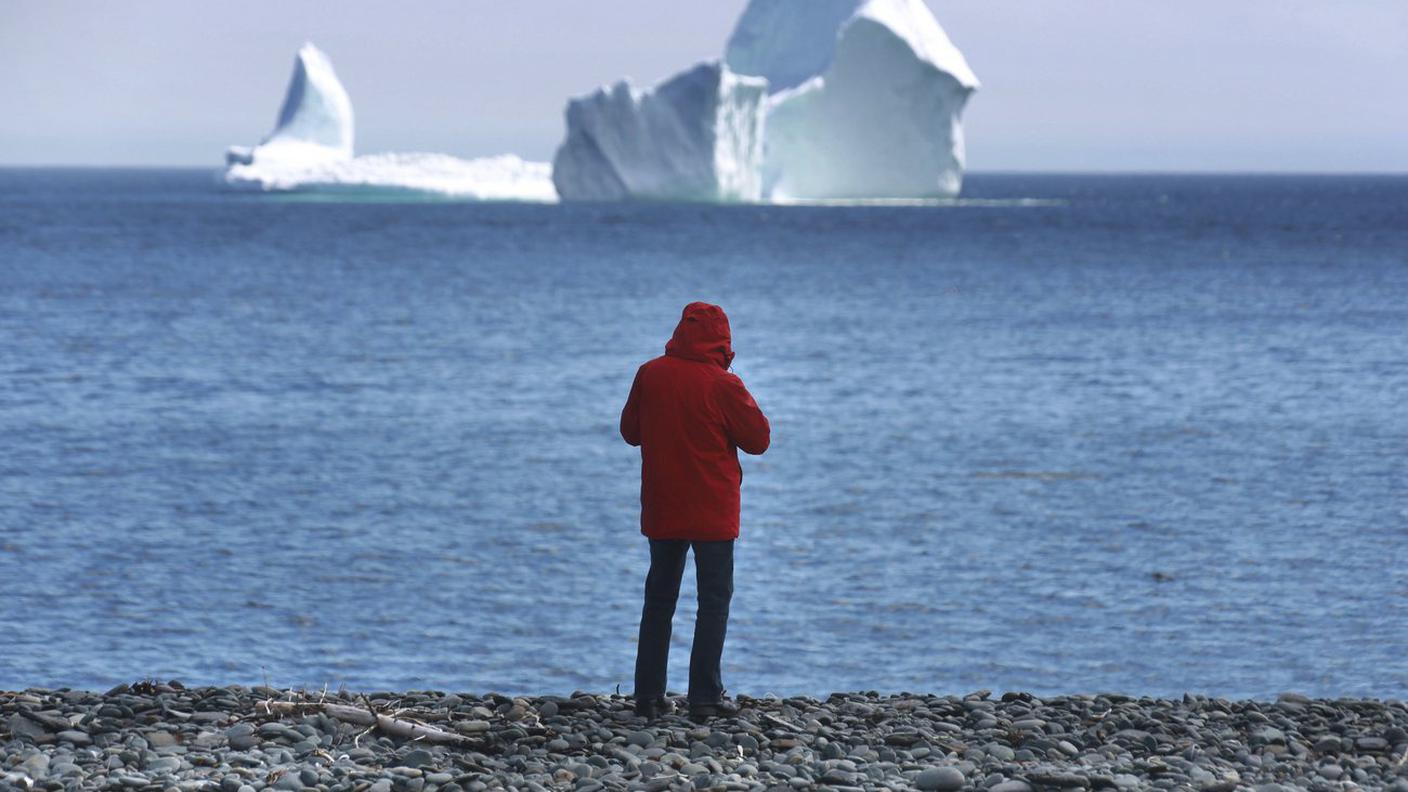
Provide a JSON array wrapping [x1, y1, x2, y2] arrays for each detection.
[[3, 684, 1406, 791]]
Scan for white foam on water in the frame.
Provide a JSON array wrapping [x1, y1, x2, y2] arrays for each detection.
[[223, 152, 556, 202], [769, 196, 1067, 207]]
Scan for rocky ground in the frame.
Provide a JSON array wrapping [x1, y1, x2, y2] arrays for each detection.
[[3, 683, 1407, 792]]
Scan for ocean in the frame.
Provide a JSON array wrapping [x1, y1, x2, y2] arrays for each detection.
[[1, 169, 1404, 699]]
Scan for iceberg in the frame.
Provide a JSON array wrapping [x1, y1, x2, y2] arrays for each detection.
[[224, 43, 554, 201], [725, 0, 980, 200], [551, 62, 768, 202], [225, 43, 353, 169]]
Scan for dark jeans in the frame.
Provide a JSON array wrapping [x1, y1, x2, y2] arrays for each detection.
[[633, 538, 734, 705]]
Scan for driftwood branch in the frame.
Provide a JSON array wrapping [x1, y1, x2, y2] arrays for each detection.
[[759, 712, 797, 731], [259, 699, 475, 746]]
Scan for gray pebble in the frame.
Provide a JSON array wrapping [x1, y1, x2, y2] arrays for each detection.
[[916, 766, 964, 791], [13, 711, 51, 736], [273, 772, 305, 790], [1356, 736, 1389, 751], [19, 754, 50, 779], [398, 748, 436, 768], [145, 756, 182, 773]]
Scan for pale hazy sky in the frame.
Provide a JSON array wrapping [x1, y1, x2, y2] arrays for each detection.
[[2, 0, 1406, 171]]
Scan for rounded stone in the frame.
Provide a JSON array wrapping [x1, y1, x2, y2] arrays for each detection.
[[145, 756, 182, 774], [272, 773, 305, 790], [1317, 765, 1343, 780], [398, 748, 436, 768], [916, 766, 965, 791], [986, 743, 1016, 762]]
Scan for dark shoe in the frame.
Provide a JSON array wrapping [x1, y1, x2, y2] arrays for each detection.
[[633, 696, 675, 720], [688, 698, 739, 720]]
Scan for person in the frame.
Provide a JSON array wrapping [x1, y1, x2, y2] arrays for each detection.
[[620, 302, 771, 720]]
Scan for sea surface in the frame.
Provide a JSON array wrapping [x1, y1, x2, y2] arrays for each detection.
[[1, 169, 1405, 699]]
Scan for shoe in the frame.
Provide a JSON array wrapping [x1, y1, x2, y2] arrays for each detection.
[[688, 698, 739, 720], [633, 695, 675, 720]]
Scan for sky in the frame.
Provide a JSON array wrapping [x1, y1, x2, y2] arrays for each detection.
[[2, 0, 1406, 171]]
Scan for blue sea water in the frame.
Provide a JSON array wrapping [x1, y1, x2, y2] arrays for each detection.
[[1, 169, 1405, 699]]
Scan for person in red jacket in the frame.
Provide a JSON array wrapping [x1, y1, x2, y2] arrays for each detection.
[[620, 302, 770, 720]]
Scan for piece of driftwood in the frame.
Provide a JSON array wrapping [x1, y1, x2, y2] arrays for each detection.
[[257, 700, 473, 746], [759, 712, 797, 730]]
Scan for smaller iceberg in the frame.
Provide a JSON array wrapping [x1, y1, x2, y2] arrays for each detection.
[[224, 43, 554, 201], [552, 62, 768, 202], [225, 43, 353, 170]]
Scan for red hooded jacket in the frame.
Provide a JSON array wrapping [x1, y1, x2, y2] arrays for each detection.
[[620, 303, 771, 541]]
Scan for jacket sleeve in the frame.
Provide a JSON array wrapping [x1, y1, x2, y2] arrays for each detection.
[[718, 373, 770, 455], [620, 367, 644, 447]]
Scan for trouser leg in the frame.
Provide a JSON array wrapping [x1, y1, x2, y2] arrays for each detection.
[[688, 539, 735, 704], [633, 539, 689, 701]]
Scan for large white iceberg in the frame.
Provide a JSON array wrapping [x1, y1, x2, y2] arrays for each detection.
[[224, 43, 554, 201], [551, 62, 768, 202], [725, 0, 979, 200]]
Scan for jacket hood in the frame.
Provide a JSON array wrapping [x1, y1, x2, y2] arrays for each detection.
[[664, 302, 735, 369]]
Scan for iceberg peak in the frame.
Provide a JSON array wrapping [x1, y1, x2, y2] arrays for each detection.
[[268, 43, 355, 156], [726, 0, 977, 94], [853, 0, 978, 88], [227, 42, 353, 167], [726, 0, 980, 200], [724, 0, 865, 94], [264, 43, 354, 161]]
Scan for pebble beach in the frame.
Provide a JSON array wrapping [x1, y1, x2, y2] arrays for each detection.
[[3, 683, 1407, 792]]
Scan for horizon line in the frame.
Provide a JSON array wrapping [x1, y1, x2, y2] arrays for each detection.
[[3, 164, 1407, 178]]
